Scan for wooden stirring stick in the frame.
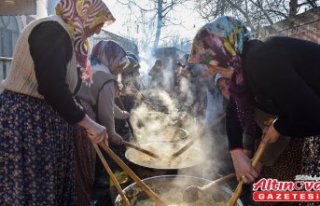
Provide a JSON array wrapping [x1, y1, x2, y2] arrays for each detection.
[[99, 143, 167, 206], [123, 141, 159, 158], [116, 97, 138, 142], [171, 113, 226, 158], [183, 173, 235, 203], [197, 173, 235, 192], [228, 118, 274, 206], [228, 141, 268, 206], [171, 139, 194, 158], [93, 144, 131, 206]]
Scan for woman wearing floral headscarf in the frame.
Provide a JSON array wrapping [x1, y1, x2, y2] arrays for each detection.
[[75, 40, 130, 205], [189, 16, 320, 199], [0, 0, 115, 205], [78, 40, 130, 143]]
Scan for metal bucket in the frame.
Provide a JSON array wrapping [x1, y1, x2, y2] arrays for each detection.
[[114, 175, 243, 206]]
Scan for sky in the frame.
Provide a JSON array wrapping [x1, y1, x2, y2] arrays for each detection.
[[46, 0, 206, 48], [99, 0, 209, 80], [102, 0, 206, 45]]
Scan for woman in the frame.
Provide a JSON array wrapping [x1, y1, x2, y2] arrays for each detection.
[[78, 40, 130, 144], [149, 59, 164, 88], [189, 16, 320, 204], [75, 40, 130, 205], [215, 73, 304, 206], [115, 51, 141, 137], [0, 0, 115, 205]]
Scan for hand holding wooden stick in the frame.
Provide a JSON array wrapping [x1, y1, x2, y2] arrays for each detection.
[[228, 119, 275, 206], [228, 141, 268, 206], [99, 143, 167, 206], [93, 144, 131, 206], [116, 97, 137, 141]]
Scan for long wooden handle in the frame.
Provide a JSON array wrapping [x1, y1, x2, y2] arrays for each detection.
[[99, 143, 167, 206], [93, 144, 131, 206], [228, 142, 268, 206], [116, 97, 138, 142], [123, 141, 159, 158], [201, 173, 235, 191], [172, 113, 226, 158], [171, 139, 194, 158]]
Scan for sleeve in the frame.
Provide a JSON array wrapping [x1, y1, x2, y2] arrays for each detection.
[[28, 21, 85, 124], [247, 48, 320, 137], [114, 105, 127, 119], [226, 97, 244, 149], [97, 82, 117, 136]]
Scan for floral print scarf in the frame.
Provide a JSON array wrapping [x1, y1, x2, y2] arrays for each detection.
[[56, 0, 115, 83], [189, 16, 258, 137]]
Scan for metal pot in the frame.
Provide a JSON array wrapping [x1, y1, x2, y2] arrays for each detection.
[[125, 143, 204, 170], [124, 143, 205, 179], [114, 175, 243, 206]]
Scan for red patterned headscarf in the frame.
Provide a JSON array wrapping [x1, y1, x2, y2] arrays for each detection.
[[56, 0, 115, 82]]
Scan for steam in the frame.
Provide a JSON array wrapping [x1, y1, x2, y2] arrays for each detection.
[[126, 46, 231, 188], [119, 48, 235, 206]]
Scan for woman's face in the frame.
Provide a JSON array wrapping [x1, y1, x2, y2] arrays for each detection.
[[218, 78, 230, 100], [84, 23, 104, 38]]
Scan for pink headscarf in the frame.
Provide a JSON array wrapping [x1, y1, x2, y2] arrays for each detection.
[[56, 0, 115, 82]]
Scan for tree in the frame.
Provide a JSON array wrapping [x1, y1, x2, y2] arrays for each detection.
[[194, 0, 319, 35], [115, 0, 189, 49]]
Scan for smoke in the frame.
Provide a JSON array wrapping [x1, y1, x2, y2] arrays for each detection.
[[127, 45, 233, 186]]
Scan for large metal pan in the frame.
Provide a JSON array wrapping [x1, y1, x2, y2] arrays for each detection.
[[125, 143, 205, 170], [114, 175, 243, 206], [125, 143, 205, 179]]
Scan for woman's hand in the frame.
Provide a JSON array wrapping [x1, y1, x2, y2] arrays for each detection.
[[122, 111, 130, 119], [216, 67, 233, 79], [230, 149, 259, 183], [242, 149, 253, 158], [208, 61, 234, 78], [78, 115, 109, 145], [110, 133, 124, 145]]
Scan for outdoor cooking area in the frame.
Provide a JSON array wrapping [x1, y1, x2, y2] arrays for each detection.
[[88, 50, 238, 205], [93, 81, 238, 206], [0, 0, 320, 206]]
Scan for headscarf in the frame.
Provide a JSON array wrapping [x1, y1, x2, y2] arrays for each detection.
[[55, 0, 115, 82], [90, 40, 129, 74], [189, 16, 257, 137], [125, 52, 140, 74]]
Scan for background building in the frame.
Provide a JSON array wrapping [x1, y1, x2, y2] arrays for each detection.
[[261, 7, 320, 43]]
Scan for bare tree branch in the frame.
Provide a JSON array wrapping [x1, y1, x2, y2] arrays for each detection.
[[114, 0, 155, 12], [248, 0, 274, 24], [193, 0, 318, 34]]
